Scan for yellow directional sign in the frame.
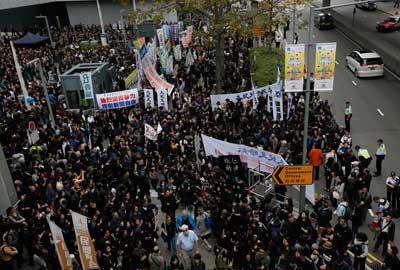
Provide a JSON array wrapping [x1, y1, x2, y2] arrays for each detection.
[[272, 165, 313, 185]]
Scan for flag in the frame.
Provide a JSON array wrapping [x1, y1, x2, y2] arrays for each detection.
[[145, 123, 158, 141], [47, 217, 73, 270], [157, 122, 162, 134], [185, 50, 194, 67], [70, 211, 99, 270], [277, 63, 282, 83], [251, 79, 258, 109]]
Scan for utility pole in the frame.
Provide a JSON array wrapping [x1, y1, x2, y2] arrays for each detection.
[[120, 9, 128, 48], [96, 0, 107, 46], [292, 0, 296, 44], [27, 58, 56, 128], [10, 41, 31, 110], [299, 0, 378, 211]]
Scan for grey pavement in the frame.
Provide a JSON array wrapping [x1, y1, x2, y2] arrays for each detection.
[[291, 3, 400, 263]]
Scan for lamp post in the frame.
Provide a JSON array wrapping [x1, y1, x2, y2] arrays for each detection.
[[96, 0, 107, 46], [35, 15, 54, 47], [27, 58, 56, 128], [10, 41, 31, 110], [299, 0, 378, 211], [120, 9, 128, 47]]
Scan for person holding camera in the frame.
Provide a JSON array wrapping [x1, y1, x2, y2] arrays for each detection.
[[351, 233, 368, 270]]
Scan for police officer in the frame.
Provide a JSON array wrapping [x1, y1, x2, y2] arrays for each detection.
[[374, 139, 386, 177], [344, 101, 352, 132], [355, 145, 372, 170]]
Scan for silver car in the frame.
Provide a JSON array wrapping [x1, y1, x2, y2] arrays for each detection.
[[346, 50, 384, 77]]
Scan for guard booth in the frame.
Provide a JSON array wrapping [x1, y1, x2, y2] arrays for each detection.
[[60, 63, 115, 109]]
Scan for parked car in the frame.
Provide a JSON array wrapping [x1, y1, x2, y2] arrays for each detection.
[[376, 16, 400, 32], [356, 1, 377, 11], [346, 50, 384, 78], [315, 13, 334, 30]]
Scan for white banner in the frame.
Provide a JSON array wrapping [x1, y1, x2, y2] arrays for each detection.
[[80, 72, 94, 99], [145, 123, 158, 141], [210, 82, 280, 110], [96, 89, 139, 110], [287, 93, 293, 119], [201, 134, 315, 204], [47, 217, 73, 270], [267, 86, 274, 112], [314, 42, 336, 91], [157, 89, 168, 111], [164, 9, 178, 23], [142, 55, 174, 95], [181, 26, 194, 48], [273, 85, 284, 121], [144, 88, 155, 108], [70, 211, 99, 270], [284, 44, 305, 92], [157, 28, 164, 47], [173, 45, 182, 61]]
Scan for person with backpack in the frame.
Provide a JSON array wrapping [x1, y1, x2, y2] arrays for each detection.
[[149, 245, 166, 270], [336, 197, 350, 220], [0, 236, 18, 270], [195, 207, 212, 251]]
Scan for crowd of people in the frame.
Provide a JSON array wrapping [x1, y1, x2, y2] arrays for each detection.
[[0, 16, 399, 270]]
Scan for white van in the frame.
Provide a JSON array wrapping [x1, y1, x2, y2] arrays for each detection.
[[345, 50, 384, 78]]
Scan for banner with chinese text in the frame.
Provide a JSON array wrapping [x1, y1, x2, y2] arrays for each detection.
[[314, 42, 336, 91], [284, 44, 305, 92]]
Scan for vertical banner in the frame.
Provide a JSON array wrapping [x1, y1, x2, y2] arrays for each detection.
[[267, 86, 274, 112], [173, 45, 182, 61], [273, 85, 284, 121], [251, 79, 258, 109], [138, 37, 147, 60], [80, 72, 94, 99], [314, 42, 336, 91], [157, 89, 168, 111], [284, 44, 305, 92], [286, 93, 293, 119], [144, 88, 155, 108], [47, 217, 72, 270], [70, 211, 99, 270]]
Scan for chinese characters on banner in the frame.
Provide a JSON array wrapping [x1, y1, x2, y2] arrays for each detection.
[[70, 211, 99, 270], [273, 86, 284, 121], [142, 56, 174, 95], [144, 124, 158, 141], [144, 88, 155, 108], [201, 134, 315, 204], [314, 43, 336, 91], [79, 72, 94, 99], [157, 89, 168, 111], [47, 217, 72, 270], [284, 44, 305, 92], [96, 89, 139, 110], [218, 155, 244, 179]]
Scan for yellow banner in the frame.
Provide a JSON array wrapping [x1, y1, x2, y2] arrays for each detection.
[[70, 211, 99, 270], [47, 217, 72, 270], [314, 43, 336, 91], [284, 44, 305, 92], [124, 69, 138, 89]]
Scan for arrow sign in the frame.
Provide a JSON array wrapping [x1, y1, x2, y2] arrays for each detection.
[[272, 165, 313, 186]]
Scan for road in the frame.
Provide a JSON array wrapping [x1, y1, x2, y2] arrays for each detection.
[[292, 4, 400, 264]]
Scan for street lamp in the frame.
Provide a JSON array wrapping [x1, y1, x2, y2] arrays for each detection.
[[96, 0, 107, 46], [26, 58, 56, 128], [120, 9, 128, 47], [35, 15, 54, 47], [298, 0, 378, 211]]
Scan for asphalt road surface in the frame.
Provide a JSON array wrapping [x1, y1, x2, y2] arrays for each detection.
[[292, 5, 400, 264]]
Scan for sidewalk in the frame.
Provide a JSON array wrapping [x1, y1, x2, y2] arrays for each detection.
[[376, 0, 400, 15]]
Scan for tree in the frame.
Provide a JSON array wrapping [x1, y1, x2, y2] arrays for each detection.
[[120, 0, 294, 92]]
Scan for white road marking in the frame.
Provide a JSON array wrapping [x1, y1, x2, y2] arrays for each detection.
[[298, 18, 304, 24], [335, 61, 339, 65], [352, 80, 357, 86], [368, 209, 375, 217], [377, 108, 384, 116], [313, 34, 315, 38]]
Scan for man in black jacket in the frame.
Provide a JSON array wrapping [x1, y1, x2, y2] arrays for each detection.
[[383, 245, 400, 270], [374, 213, 395, 256]]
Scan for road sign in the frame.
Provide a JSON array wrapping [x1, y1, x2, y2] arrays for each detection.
[[272, 165, 313, 185]]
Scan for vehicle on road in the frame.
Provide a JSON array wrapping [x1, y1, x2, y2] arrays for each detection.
[[346, 50, 384, 78], [355, 1, 377, 11], [315, 13, 334, 30], [376, 16, 400, 32]]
